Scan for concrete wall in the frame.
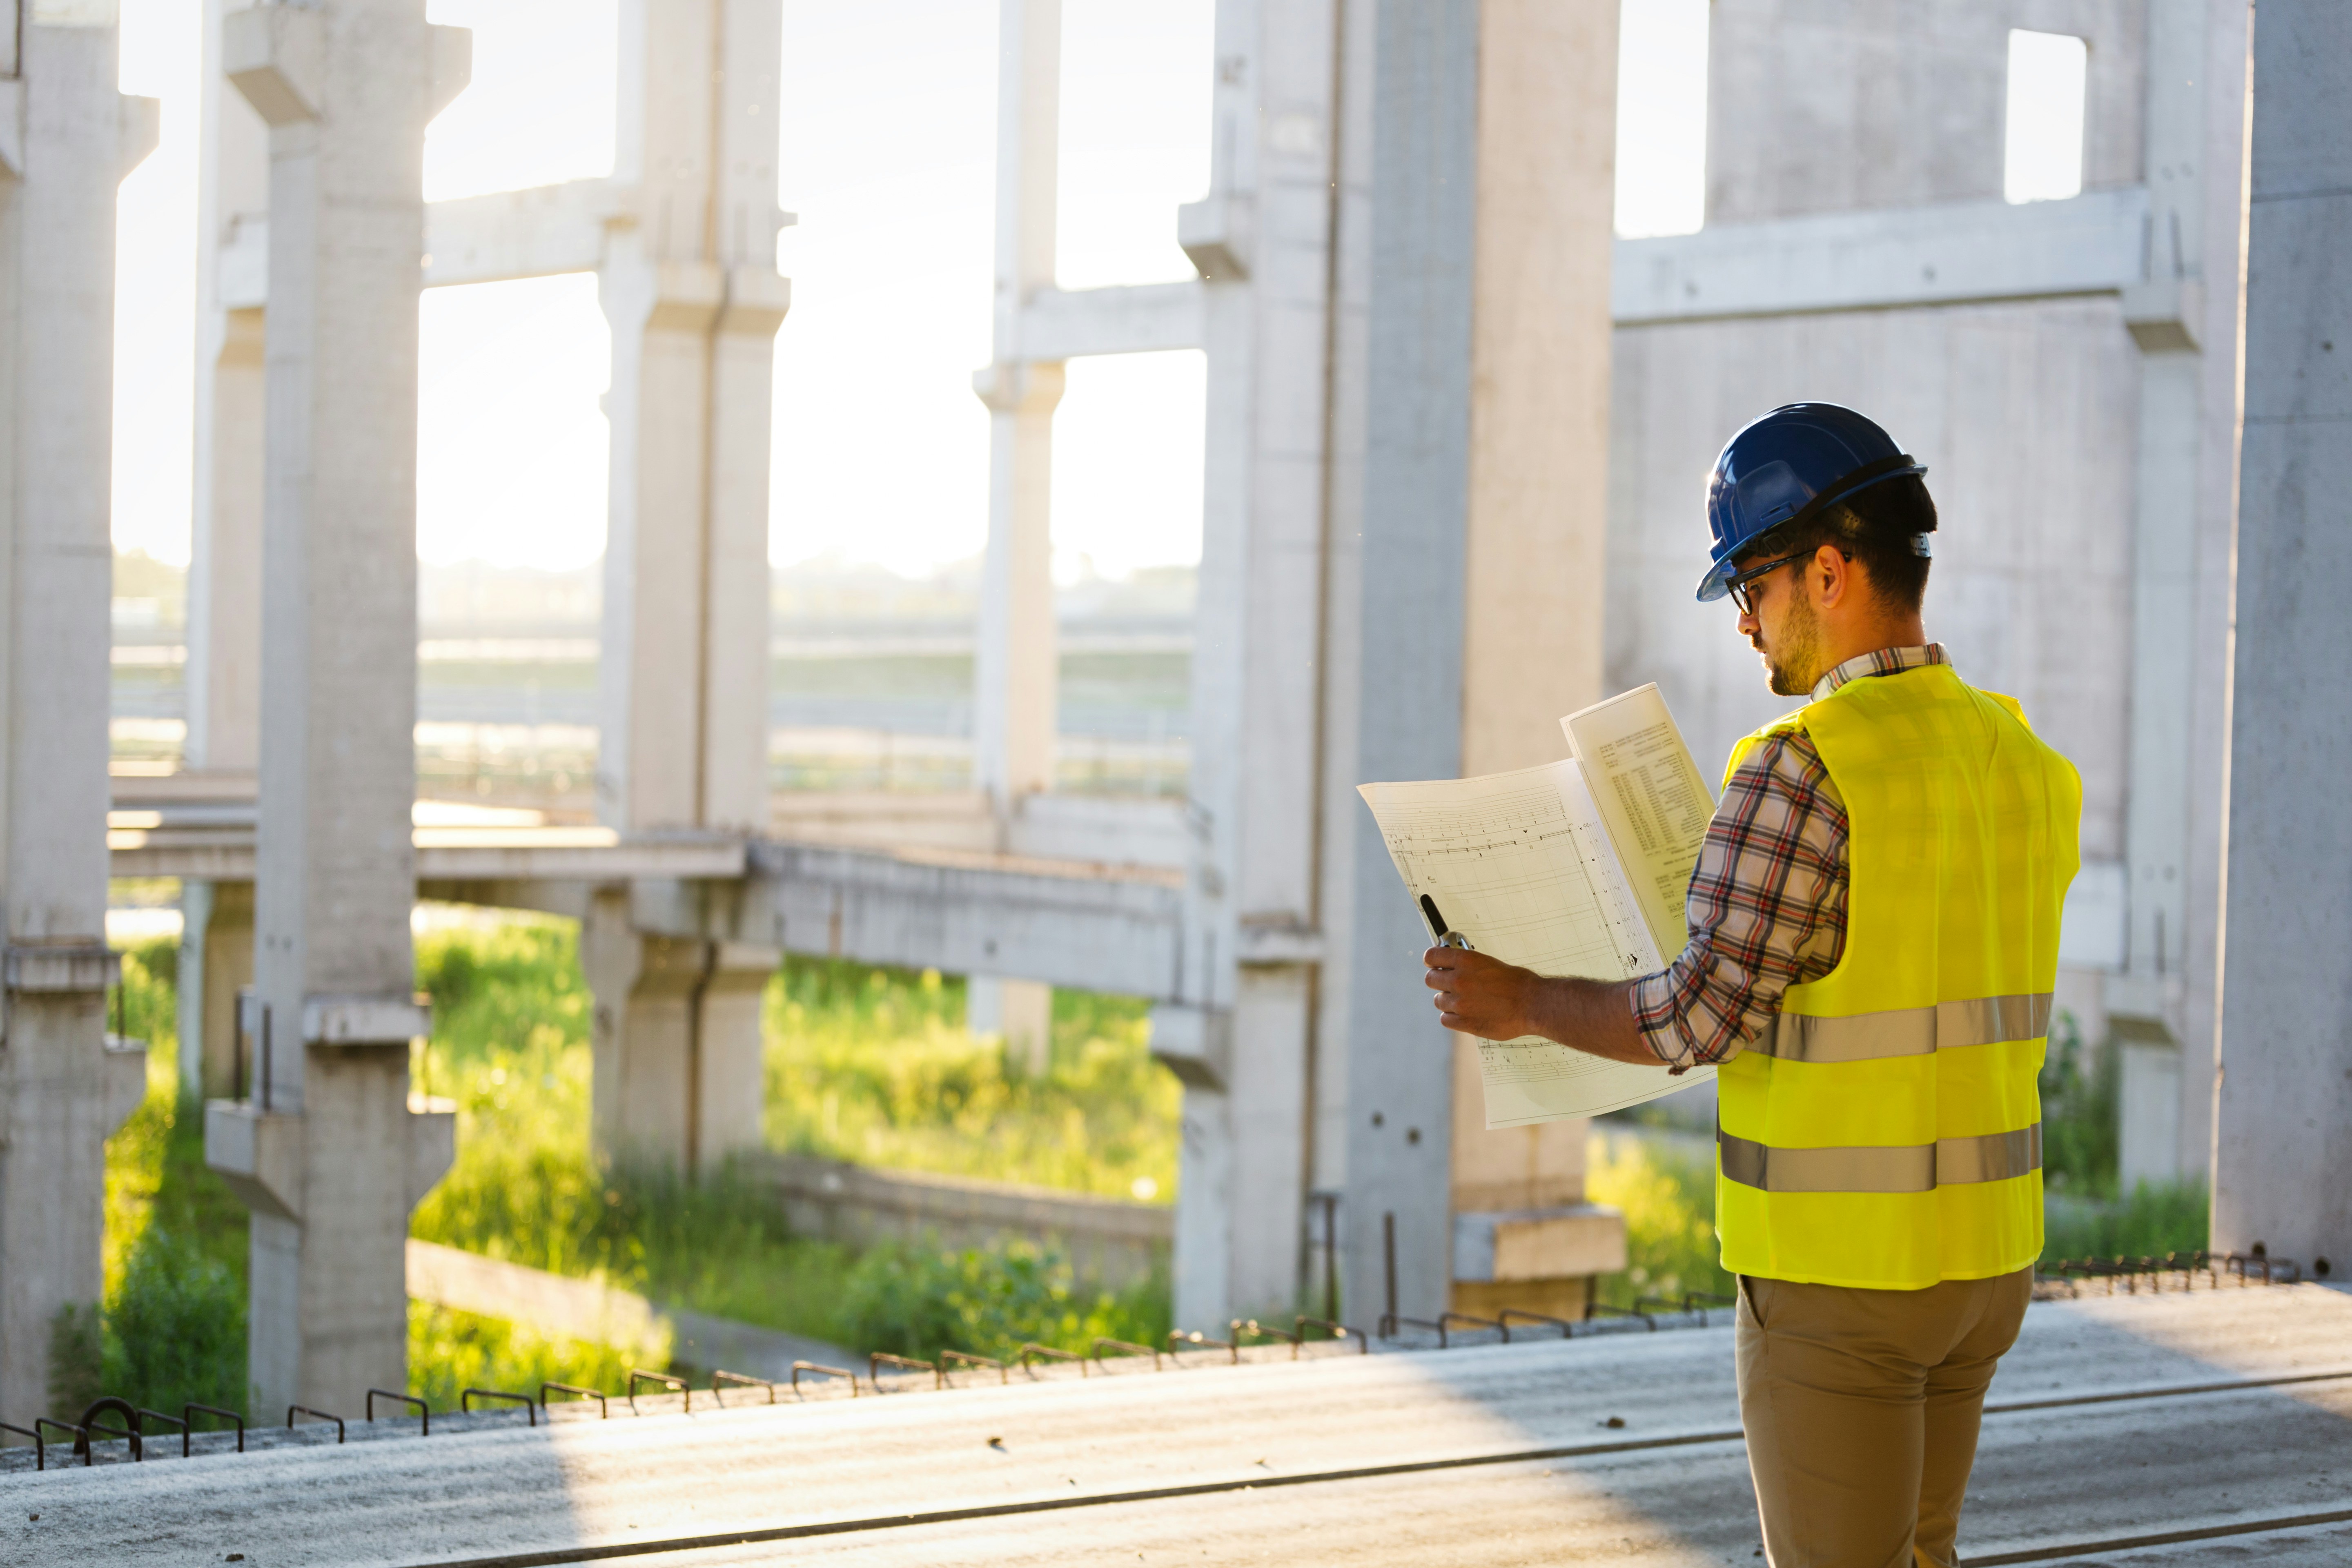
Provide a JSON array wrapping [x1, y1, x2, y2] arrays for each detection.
[[2211, 0, 2352, 1277], [756, 1154, 1171, 1293], [1706, 0, 2144, 224], [1608, 299, 2140, 835]]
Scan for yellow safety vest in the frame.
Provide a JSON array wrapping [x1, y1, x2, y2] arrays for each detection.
[[1714, 662, 2080, 1289]]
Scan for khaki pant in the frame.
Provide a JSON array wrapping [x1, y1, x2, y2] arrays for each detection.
[[1736, 1267, 2032, 1568]]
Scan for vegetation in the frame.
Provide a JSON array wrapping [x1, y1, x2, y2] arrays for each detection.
[[761, 959, 1176, 1200], [1585, 1129, 1735, 1310], [104, 912, 2223, 1425], [2044, 1179, 2210, 1264], [80, 940, 247, 1419], [2036, 1008, 2207, 1260], [410, 918, 1172, 1354]]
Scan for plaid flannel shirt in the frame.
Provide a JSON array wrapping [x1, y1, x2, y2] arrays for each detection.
[[1630, 644, 1951, 1070]]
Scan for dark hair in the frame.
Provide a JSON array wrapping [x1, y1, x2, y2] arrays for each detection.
[[1775, 473, 1936, 612]]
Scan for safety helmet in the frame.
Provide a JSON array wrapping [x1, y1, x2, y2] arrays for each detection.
[[1695, 403, 1929, 602]]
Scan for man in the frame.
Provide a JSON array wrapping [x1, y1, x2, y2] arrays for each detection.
[[1424, 402, 2079, 1568]]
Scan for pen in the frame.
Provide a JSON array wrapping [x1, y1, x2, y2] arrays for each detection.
[[1419, 894, 1475, 951]]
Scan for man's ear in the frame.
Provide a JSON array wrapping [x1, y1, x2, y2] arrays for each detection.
[[1811, 543, 1847, 608]]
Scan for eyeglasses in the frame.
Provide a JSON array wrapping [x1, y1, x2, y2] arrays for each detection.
[[1724, 549, 1812, 615]]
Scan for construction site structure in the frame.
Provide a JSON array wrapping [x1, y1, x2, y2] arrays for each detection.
[[29, 0, 2337, 1420]]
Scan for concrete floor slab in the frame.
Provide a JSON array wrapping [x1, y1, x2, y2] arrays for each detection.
[[0, 1283, 2344, 1566]]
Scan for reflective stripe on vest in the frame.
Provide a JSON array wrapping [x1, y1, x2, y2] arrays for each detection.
[[1718, 1123, 2042, 1194], [1754, 991, 2053, 1064]]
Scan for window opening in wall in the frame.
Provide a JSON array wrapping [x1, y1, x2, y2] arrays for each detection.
[[2004, 29, 2087, 205], [1614, 0, 1709, 238]]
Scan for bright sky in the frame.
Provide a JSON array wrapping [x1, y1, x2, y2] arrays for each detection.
[[112, 0, 1713, 582]]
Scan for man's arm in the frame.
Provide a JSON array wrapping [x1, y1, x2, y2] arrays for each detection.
[[1421, 946, 1659, 1065]]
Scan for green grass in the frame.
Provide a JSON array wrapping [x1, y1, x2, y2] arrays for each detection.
[[409, 917, 1176, 1354], [87, 940, 248, 1418], [762, 961, 1177, 1200], [2044, 1180, 2210, 1263]]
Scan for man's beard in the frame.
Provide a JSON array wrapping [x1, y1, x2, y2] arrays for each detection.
[[1764, 589, 1824, 697]]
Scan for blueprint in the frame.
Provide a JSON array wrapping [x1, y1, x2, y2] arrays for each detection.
[[1359, 716, 1716, 1127]]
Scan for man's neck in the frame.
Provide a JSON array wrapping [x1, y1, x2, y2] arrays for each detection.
[[1820, 615, 1927, 673]]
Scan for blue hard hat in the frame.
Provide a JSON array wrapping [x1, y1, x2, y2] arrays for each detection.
[[1695, 403, 1929, 602]]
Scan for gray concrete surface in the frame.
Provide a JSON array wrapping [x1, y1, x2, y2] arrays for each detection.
[[0, 0, 156, 1425], [2212, 0, 2352, 1276], [2, 1283, 2345, 1566]]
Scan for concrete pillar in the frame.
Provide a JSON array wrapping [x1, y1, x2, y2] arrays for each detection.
[[966, 0, 1062, 1074], [0, 0, 157, 1421], [186, 0, 270, 783], [589, 0, 788, 1173], [2105, 0, 2234, 1187], [1330, 0, 1620, 1336], [176, 0, 273, 1102], [2174, 0, 2256, 1200], [582, 891, 774, 1173], [1156, 0, 1357, 1330], [177, 880, 254, 1100], [967, 975, 1051, 1077], [973, 0, 1062, 812], [2211, 0, 2352, 1278], [203, 0, 467, 1419], [1446, 0, 1620, 1311], [1328, 0, 1484, 1335]]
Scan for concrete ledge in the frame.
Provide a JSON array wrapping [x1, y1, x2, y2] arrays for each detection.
[[4, 942, 119, 993], [1452, 1203, 1628, 1283], [753, 1154, 1171, 1291], [302, 993, 431, 1045], [205, 1100, 304, 1221]]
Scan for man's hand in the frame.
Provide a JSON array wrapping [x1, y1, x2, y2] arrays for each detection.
[[1422, 946, 1546, 1039], [1420, 946, 1660, 1066]]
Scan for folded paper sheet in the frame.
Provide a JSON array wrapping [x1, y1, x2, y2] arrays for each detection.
[[1358, 684, 1717, 1127]]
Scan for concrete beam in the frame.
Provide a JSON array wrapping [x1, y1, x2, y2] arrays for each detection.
[[1613, 187, 2151, 325], [1019, 282, 1205, 360], [972, 191, 2169, 371], [616, 841, 1186, 1000], [424, 178, 618, 288], [109, 821, 747, 882]]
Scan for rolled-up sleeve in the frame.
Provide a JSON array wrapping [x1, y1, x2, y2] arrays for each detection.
[[1629, 731, 1848, 1070]]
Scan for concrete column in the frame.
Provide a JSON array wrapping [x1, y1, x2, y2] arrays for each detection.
[[2211, 0, 2352, 1278], [177, 0, 272, 1102], [1154, 0, 1356, 1330], [204, 0, 468, 1419], [589, 0, 788, 1172], [1446, 0, 1620, 1310], [967, 975, 1051, 1077], [1330, 0, 1624, 1335], [582, 891, 776, 1173], [2105, 0, 2227, 1187], [0, 0, 157, 1421], [1334, 0, 1480, 1334], [177, 879, 254, 1100], [966, 0, 1062, 1067], [2174, 0, 2256, 1199]]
